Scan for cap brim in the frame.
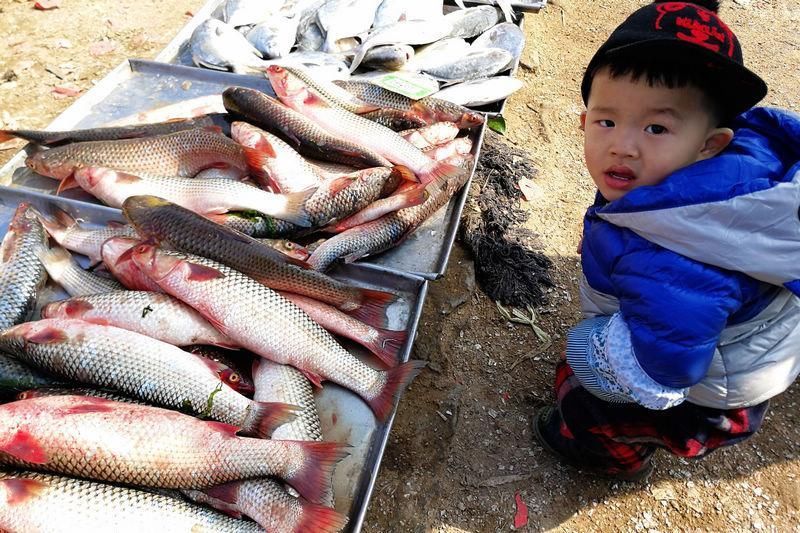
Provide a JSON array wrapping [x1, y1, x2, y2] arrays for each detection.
[[603, 39, 768, 117]]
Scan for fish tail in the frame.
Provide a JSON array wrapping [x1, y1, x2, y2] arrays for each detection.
[[347, 288, 399, 328], [296, 500, 349, 533], [419, 161, 465, 186], [367, 360, 426, 422], [242, 401, 300, 439], [365, 327, 407, 368], [286, 442, 350, 505], [349, 44, 369, 73], [35, 207, 75, 241], [272, 188, 316, 228], [0, 130, 18, 143]]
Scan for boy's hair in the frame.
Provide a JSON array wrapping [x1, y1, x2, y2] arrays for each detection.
[[581, 1, 767, 123]]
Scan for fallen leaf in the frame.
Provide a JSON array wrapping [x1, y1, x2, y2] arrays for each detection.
[[488, 115, 507, 135], [518, 177, 543, 202], [513, 491, 529, 529], [34, 0, 61, 10], [89, 40, 117, 57], [185, 10, 194, 16], [51, 85, 81, 98]]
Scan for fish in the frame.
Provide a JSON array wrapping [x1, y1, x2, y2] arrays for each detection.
[[433, 75, 524, 106], [107, 98, 227, 128], [41, 291, 237, 349], [280, 292, 407, 367], [0, 204, 48, 330], [269, 65, 462, 185], [327, 188, 427, 233], [231, 121, 324, 193], [444, 5, 500, 39], [457, 0, 515, 22], [307, 167, 470, 270], [257, 238, 311, 262], [296, 18, 325, 52], [334, 79, 484, 128], [0, 320, 294, 438], [349, 19, 454, 72], [222, 86, 391, 168], [372, 0, 408, 28], [245, 14, 300, 59], [223, 0, 281, 27], [25, 127, 251, 183], [0, 395, 346, 503], [318, 0, 382, 54], [36, 247, 125, 297], [190, 19, 265, 73], [361, 44, 415, 70], [100, 237, 163, 292], [184, 480, 347, 532], [0, 469, 264, 532], [282, 66, 379, 114], [122, 195, 399, 323], [424, 136, 473, 161], [404, 37, 470, 73], [423, 48, 514, 83], [401, 122, 461, 150], [0, 353, 65, 396], [131, 244, 425, 421], [209, 211, 302, 239], [472, 21, 525, 68], [71, 166, 315, 227], [0, 115, 225, 147], [36, 208, 137, 265]]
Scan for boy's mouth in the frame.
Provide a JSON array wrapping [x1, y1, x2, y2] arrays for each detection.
[[603, 166, 636, 189]]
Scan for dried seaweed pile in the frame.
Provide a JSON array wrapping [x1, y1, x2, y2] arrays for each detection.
[[459, 130, 554, 307]]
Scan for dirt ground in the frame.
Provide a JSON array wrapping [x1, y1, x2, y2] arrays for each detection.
[[0, 0, 798, 531]]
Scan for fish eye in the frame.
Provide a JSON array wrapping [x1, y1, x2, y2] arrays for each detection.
[[229, 373, 241, 383]]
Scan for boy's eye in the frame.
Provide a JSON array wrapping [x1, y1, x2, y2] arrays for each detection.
[[645, 124, 668, 134], [598, 119, 615, 128]]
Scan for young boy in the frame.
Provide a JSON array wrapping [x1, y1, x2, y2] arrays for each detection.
[[532, 0, 800, 480]]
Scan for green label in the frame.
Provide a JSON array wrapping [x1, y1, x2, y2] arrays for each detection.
[[371, 72, 438, 100]]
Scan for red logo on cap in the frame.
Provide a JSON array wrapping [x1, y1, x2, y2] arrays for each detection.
[[655, 2, 735, 57]]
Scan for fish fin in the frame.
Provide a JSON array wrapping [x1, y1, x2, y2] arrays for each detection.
[[347, 289, 399, 329], [107, 220, 128, 229], [341, 251, 363, 264], [349, 43, 369, 73], [52, 206, 78, 230], [2, 478, 48, 504], [365, 327, 407, 368], [392, 165, 419, 184], [327, 175, 358, 196], [113, 245, 136, 268], [301, 370, 325, 389], [408, 101, 438, 125], [419, 161, 464, 186], [202, 125, 224, 135], [185, 262, 226, 282], [241, 401, 300, 438], [55, 175, 79, 195], [205, 420, 241, 438], [285, 442, 350, 505], [395, 185, 429, 209], [200, 482, 242, 508], [242, 144, 274, 180], [63, 402, 115, 415], [297, 501, 350, 533], [25, 325, 69, 345], [0, 430, 49, 464], [367, 360, 426, 421], [302, 89, 330, 109], [278, 188, 316, 228]]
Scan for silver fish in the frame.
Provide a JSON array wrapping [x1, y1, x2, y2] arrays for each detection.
[[433, 75, 524, 106], [0, 204, 48, 330], [423, 48, 513, 83], [37, 247, 124, 297], [223, 0, 281, 27], [444, 5, 500, 39], [405, 37, 470, 73], [246, 14, 300, 59], [349, 19, 454, 72], [317, 0, 381, 54], [0, 469, 262, 532], [190, 19, 265, 72], [472, 22, 525, 69], [37, 208, 136, 265], [362, 44, 415, 70]]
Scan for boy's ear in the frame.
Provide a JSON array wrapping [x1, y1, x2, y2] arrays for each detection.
[[698, 128, 734, 160], [580, 111, 587, 131]]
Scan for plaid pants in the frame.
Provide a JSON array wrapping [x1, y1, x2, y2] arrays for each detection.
[[539, 361, 770, 475]]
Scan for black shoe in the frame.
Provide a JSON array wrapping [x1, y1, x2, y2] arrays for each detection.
[[531, 406, 654, 482]]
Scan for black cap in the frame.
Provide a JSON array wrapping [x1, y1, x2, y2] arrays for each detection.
[[581, 1, 768, 119]]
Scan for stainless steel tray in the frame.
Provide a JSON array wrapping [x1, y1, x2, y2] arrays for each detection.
[[0, 58, 481, 279], [0, 185, 428, 533]]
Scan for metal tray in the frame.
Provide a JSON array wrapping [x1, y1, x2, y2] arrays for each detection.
[[0, 58, 481, 279], [0, 185, 428, 533]]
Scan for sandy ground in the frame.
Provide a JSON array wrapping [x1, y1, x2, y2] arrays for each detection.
[[0, 0, 798, 531]]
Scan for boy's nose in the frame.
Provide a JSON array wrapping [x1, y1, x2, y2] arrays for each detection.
[[609, 131, 639, 158]]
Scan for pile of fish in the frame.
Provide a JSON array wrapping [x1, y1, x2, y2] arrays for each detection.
[[0, 191, 428, 530], [12, 64, 480, 270], [186, 0, 525, 107]]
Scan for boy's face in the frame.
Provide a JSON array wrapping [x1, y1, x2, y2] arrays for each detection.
[[582, 67, 732, 202]]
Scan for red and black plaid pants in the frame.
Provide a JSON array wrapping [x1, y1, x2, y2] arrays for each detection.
[[539, 361, 770, 476]]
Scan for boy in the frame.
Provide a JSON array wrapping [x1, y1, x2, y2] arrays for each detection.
[[532, 0, 800, 480]]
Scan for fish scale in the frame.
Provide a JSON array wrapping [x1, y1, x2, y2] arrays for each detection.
[[132, 245, 424, 421], [0, 394, 346, 503], [0, 469, 262, 532], [25, 128, 248, 182], [0, 204, 48, 330], [0, 319, 268, 433]]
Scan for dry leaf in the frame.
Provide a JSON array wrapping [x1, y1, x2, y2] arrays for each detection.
[[89, 40, 117, 57], [34, 0, 61, 10], [51, 85, 81, 98]]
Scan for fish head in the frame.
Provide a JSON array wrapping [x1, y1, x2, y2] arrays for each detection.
[[266, 65, 309, 104], [121, 195, 171, 232], [25, 149, 73, 181], [130, 244, 181, 283], [457, 111, 485, 129]]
